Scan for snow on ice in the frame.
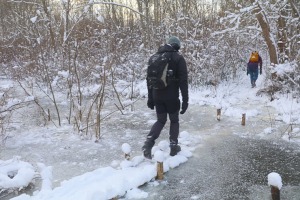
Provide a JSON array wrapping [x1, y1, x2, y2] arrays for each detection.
[[3, 133, 199, 200]]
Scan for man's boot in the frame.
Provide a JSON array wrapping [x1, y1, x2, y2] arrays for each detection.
[[170, 143, 181, 156], [142, 140, 154, 159]]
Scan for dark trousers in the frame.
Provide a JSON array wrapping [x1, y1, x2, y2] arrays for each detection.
[[249, 69, 258, 82], [146, 99, 180, 145]]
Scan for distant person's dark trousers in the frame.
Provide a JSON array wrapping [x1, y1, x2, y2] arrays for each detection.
[[249, 69, 258, 83], [249, 68, 258, 87]]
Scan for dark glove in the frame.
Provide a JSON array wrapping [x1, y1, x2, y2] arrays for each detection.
[[247, 71, 249, 75], [260, 69, 262, 75], [147, 100, 154, 110], [180, 102, 188, 114]]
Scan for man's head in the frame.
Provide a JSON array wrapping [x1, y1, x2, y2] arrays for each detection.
[[167, 36, 181, 50]]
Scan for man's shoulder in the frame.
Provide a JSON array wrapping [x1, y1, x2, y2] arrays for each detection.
[[174, 52, 185, 61], [174, 51, 182, 56]]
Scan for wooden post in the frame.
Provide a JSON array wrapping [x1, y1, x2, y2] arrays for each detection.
[[241, 113, 246, 126], [48, 109, 51, 121], [271, 185, 280, 200], [217, 109, 221, 121], [125, 153, 130, 160], [156, 162, 164, 180]]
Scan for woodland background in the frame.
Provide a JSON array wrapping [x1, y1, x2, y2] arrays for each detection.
[[0, 0, 299, 140]]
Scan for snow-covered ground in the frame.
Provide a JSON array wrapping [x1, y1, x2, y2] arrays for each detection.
[[1, 72, 300, 200]]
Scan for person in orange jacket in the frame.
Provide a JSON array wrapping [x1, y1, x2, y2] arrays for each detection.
[[247, 51, 262, 88]]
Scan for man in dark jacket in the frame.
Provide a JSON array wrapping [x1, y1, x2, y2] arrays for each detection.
[[247, 52, 262, 88], [142, 36, 189, 159]]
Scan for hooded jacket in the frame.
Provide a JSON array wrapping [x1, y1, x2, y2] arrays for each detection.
[[147, 44, 188, 104]]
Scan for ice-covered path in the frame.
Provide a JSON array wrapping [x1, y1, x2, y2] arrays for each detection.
[[140, 103, 300, 200]]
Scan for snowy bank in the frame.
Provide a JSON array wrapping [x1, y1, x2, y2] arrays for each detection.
[[1, 131, 200, 200]]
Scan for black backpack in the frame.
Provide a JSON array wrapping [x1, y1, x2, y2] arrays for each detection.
[[147, 52, 174, 89]]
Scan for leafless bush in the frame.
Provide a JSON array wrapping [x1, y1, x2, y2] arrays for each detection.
[[0, 86, 35, 144], [1, 0, 299, 140]]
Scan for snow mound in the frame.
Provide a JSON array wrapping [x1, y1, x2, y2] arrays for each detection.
[[4, 131, 201, 200]]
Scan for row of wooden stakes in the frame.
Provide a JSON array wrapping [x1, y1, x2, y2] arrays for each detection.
[[124, 152, 280, 200], [120, 110, 280, 200], [217, 108, 246, 125], [217, 108, 280, 200]]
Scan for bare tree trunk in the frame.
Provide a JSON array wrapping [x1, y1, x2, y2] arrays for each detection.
[[0, 1, 7, 40], [288, 0, 300, 60], [72, 44, 83, 133], [153, 0, 160, 26], [39, 55, 62, 126], [252, 3, 278, 65], [288, 0, 300, 17], [94, 63, 108, 141], [41, 0, 56, 51], [136, 0, 147, 46], [62, 0, 71, 44], [144, 0, 151, 47], [277, 14, 288, 63], [95, 84, 106, 141]]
